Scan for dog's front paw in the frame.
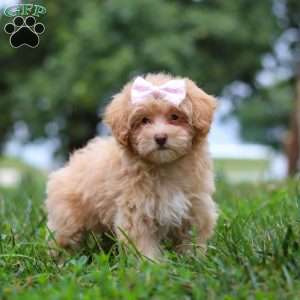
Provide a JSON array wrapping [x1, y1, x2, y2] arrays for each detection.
[[175, 242, 207, 257]]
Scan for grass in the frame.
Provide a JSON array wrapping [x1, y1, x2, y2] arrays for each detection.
[[0, 166, 300, 299], [215, 159, 270, 183], [215, 159, 269, 172]]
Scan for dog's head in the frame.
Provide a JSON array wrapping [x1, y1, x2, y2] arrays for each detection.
[[104, 73, 216, 164]]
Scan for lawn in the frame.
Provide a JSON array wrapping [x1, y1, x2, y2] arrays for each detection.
[[0, 167, 300, 299]]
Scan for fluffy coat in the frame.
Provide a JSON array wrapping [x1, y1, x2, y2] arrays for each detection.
[[46, 73, 218, 260]]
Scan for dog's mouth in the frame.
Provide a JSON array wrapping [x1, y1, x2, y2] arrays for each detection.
[[157, 145, 168, 151], [146, 146, 184, 164], [136, 141, 189, 163], [148, 146, 171, 156]]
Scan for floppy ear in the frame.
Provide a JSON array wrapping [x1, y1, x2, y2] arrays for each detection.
[[186, 79, 217, 136], [104, 89, 131, 146]]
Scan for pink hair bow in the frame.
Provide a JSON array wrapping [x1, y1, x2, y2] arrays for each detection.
[[131, 76, 186, 106]]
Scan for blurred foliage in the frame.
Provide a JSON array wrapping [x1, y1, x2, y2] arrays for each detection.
[[0, 0, 289, 158], [0, 156, 45, 178], [237, 0, 300, 149], [238, 82, 294, 149]]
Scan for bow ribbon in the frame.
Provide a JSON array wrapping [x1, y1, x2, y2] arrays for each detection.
[[131, 76, 186, 106]]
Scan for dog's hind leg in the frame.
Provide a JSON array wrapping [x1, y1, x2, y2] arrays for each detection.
[[46, 194, 87, 253]]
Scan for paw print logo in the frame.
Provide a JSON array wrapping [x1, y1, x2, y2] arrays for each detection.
[[4, 16, 45, 48]]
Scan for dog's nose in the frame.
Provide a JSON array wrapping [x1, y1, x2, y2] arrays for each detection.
[[154, 134, 167, 146]]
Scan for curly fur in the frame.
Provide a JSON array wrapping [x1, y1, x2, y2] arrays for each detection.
[[46, 73, 218, 260]]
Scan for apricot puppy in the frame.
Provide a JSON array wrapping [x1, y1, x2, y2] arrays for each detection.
[[46, 73, 218, 260]]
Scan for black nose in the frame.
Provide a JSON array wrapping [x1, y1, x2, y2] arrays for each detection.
[[155, 134, 167, 146]]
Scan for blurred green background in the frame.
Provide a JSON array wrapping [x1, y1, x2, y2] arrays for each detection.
[[0, 0, 299, 182], [1, 2, 300, 298]]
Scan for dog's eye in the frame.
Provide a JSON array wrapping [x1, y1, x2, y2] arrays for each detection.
[[142, 117, 151, 124], [170, 114, 179, 121]]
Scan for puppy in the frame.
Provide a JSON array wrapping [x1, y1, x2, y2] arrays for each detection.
[[46, 73, 218, 260]]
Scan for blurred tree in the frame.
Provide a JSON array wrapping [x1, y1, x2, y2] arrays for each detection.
[[0, 0, 278, 159], [238, 82, 293, 149], [237, 0, 300, 175]]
